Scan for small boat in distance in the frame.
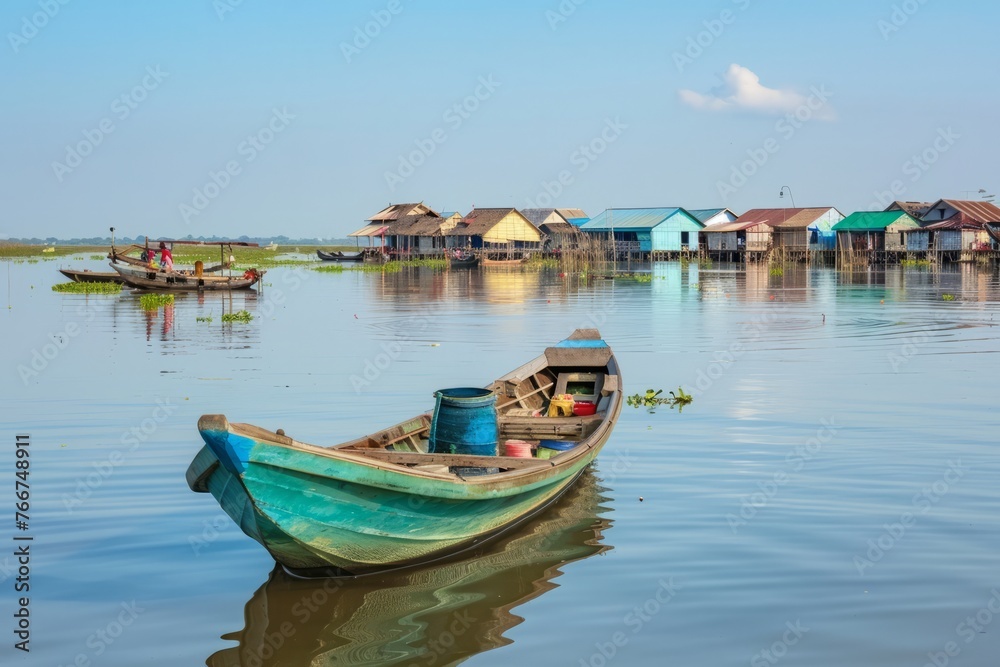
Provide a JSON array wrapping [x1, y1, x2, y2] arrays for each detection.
[[448, 249, 479, 268], [317, 250, 364, 262], [58, 268, 124, 284], [186, 329, 622, 575]]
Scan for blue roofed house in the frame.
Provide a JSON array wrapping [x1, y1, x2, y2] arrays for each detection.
[[580, 208, 704, 255]]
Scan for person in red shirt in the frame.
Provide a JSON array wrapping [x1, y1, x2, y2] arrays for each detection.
[[159, 242, 173, 272]]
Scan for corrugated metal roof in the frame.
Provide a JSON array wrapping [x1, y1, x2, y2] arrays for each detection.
[[581, 208, 690, 231], [702, 219, 773, 233], [555, 208, 588, 220], [348, 225, 389, 238], [520, 209, 559, 227], [833, 211, 919, 231], [688, 208, 736, 223], [939, 199, 1000, 224], [736, 208, 837, 229], [922, 212, 988, 230], [387, 214, 452, 237], [566, 217, 590, 227], [886, 201, 933, 217], [368, 203, 439, 222]]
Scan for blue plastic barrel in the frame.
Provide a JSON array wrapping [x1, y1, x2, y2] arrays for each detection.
[[429, 389, 499, 476]]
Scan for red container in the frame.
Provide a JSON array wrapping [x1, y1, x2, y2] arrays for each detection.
[[572, 401, 597, 416]]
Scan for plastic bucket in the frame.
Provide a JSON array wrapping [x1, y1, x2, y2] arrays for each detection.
[[503, 440, 534, 458], [429, 388, 499, 476], [573, 401, 597, 416]]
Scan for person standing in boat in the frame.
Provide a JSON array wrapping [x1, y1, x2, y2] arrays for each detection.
[[159, 242, 174, 272]]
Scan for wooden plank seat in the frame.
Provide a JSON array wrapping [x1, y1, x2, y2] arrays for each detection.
[[354, 449, 554, 471], [498, 413, 605, 440]]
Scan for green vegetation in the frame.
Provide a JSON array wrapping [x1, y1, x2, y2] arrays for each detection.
[[313, 264, 346, 274], [680, 256, 713, 269], [526, 257, 560, 269], [139, 294, 174, 310], [769, 266, 785, 277], [613, 273, 655, 283], [942, 294, 956, 301], [51, 282, 122, 294], [196, 316, 213, 323], [901, 259, 931, 268], [0, 244, 98, 259], [222, 310, 253, 323], [90, 255, 104, 260], [627, 388, 694, 413]]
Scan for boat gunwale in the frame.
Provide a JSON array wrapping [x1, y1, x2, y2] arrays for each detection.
[[209, 354, 622, 495]]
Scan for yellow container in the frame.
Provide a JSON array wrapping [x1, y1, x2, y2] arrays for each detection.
[[548, 395, 574, 418]]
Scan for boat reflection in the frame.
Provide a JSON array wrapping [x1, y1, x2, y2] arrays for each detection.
[[206, 471, 613, 667]]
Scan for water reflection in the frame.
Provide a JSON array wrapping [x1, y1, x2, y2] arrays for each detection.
[[207, 471, 612, 667]]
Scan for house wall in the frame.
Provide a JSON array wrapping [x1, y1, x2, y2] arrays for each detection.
[[482, 213, 542, 244], [906, 230, 930, 251], [649, 213, 703, 251], [935, 230, 962, 251]]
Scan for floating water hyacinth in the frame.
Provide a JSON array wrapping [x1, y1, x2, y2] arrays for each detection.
[[626, 387, 693, 413]]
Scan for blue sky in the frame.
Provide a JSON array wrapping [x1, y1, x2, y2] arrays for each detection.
[[2, 0, 997, 239]]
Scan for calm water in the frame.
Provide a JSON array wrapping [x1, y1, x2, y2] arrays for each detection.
[[2, 258, 999, 666]]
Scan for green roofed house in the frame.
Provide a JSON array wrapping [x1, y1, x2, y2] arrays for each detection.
[[833, 211, 920, 255], [580, 208, 703, 257]]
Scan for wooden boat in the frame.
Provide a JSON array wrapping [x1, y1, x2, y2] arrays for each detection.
[[58, 268, 124, 284], [317, 250, 364, 262], [110, 262, 264, 291], [186, 329, 622, 575], [448, 250, 479, 268], [108, 239, 256, 272], [205, 472, 610, 666], [481, 256, 529, 267]]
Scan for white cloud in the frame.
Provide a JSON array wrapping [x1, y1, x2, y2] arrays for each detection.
[[679, 64, 835, 120]]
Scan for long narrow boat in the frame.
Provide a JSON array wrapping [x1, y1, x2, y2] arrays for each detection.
[[317, 250, 364, 262], [58, 268, 124, 284], [111, 262, 264, 291], [481, 256, 529, 267], [186, 329, 622, 575]]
